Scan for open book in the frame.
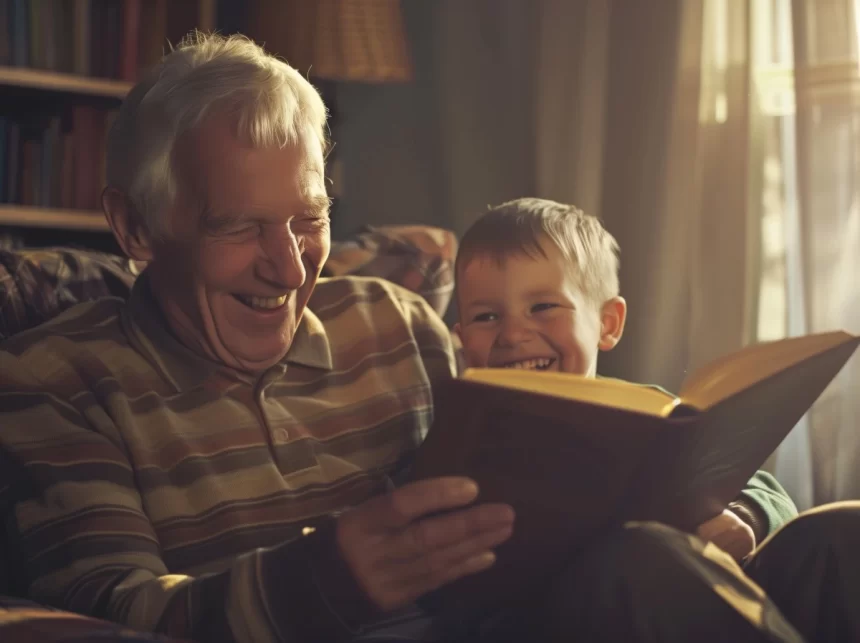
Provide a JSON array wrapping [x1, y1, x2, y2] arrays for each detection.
[[410, 330, 859, 616]]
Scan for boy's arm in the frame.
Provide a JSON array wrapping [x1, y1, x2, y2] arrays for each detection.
[[729, 471, 798, 541]]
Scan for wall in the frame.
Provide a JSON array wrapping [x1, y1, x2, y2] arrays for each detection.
[[333, 0, 540, 240]]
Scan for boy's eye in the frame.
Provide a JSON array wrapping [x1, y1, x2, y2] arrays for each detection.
[[532, 302, 559, 313], [472, 312, 499, 323]]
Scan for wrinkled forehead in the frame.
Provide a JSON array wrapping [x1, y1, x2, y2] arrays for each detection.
[[178, 114, 326, 197]]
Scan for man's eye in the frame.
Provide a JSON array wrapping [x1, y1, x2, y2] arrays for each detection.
[[205, 216, 258, 237], [293, 216, 329, 233], [472, 312, 498, 323], [532, 303, 559, 313], [224, 223, 259, 237]]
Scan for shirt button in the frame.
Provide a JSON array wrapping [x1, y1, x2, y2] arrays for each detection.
[[274, 428, 289, 442]]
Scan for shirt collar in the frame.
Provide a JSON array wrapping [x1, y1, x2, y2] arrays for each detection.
[[122, 271, 333, 391]]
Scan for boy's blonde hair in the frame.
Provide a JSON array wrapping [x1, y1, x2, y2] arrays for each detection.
[[456, 198, 620, 304]]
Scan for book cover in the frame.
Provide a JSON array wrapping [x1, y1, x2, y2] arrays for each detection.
[[410, 331, 860, 614]]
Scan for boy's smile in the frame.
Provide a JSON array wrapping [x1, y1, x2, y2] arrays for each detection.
[[495, 357, 557, 370], [455, 240, 626, 377]]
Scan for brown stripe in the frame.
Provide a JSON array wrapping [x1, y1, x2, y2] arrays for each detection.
[[15, 462, 138, 496], [0, 394, 97, 431], [131, 425, 267, 472], [19, 506, 157, 550], [272, 387, 431, 442], [270, 344, 427, 398], [159, 474, 387, 571], [310, 279, 393, 321], [134, 445, 273, 490]]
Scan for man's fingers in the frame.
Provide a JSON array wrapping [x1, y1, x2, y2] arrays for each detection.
[[387, 550, 500, 608], [399, 521, 513, 581], [372, 477, 482, 528], [384, 502, 514, 560]]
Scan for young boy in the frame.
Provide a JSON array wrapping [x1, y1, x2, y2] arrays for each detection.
[[453, 197, 796, 562]]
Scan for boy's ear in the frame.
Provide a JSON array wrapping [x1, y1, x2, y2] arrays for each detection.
[[102, 187, 155, 262], [598, 296, 627, 352], [453, 322, 462, 341]]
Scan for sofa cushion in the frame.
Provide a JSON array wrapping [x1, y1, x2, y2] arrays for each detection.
[[321, 225, 456, 317]]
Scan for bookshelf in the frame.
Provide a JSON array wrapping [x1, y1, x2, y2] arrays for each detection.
[[0, 66, 132, 99], [0, 0, 216, 236], [0, 204, 109, 231], [0, 0, 367, 238]]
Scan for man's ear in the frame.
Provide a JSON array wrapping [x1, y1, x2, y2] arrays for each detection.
[[598, 296, 627, 352], [102, 187, 154, 262]]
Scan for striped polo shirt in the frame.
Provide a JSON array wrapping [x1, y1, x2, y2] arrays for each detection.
[[0, 273, 457, 642]]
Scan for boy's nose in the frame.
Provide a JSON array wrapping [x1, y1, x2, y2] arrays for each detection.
[[496, 318, 534, 347]]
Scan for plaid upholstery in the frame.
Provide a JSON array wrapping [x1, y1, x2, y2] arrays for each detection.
[[321, 225, 457, 318], [0, 225, 457, 342], [0, 248, 138, 342]]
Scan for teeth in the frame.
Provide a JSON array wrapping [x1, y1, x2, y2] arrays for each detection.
[[240, 295, 288, 310], [503, 358, 553, 370]]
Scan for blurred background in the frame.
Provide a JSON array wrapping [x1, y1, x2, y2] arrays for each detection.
[[1, 0, 859, 511]]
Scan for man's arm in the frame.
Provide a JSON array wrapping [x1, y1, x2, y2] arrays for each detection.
[[397, 291, 457, 381], [384, 287, 456, 491], [0, 350, 378, 643]]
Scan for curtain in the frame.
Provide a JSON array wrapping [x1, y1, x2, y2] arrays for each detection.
[[598, 0, 860, 510], [769, 0, 860, 507], [597, 0, 759, 391]]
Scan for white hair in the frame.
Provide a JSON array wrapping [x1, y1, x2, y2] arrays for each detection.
[[105, 31, 329, 238]]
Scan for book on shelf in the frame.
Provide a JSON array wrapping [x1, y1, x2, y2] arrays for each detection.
[[2, 0, 201, 83], [0, 106, 116, 211], [409, 330, 860, 615]]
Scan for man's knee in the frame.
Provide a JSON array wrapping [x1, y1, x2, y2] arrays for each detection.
[[599, 521, 699, 577], [539, 522, 789, 642], [558, 521, 724, 598], [749, 501, 860, 570]]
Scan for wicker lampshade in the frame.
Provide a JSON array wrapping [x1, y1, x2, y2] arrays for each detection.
[[248, 0, 413, 83]]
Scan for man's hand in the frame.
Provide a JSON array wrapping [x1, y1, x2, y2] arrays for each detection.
[[696, 508, 756, 562], [336, 477, 515, 612]]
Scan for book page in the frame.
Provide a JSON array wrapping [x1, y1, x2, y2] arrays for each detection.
[[462, 368, 678, 417], [678, 331, 859, 410]]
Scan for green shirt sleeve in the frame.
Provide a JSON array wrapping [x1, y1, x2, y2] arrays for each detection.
[[735, 470, 798, 536]]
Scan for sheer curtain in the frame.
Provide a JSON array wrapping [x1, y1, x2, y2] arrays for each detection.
[[767, 0, 860, 507], [596, 0, 860, 509], [693, 0, 860, 509]]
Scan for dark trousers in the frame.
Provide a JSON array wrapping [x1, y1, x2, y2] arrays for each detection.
[[745, 501, 860, 643], [356, 502, 860, 642]]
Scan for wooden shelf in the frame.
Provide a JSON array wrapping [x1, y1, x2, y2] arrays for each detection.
[[0, 66, 131, 99], [0, 206, 110, 232]]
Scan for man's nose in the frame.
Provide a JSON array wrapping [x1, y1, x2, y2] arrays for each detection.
[[264, 225, 306, 290]]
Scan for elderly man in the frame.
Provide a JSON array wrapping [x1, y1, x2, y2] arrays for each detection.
[[1, 32, 859, 643]]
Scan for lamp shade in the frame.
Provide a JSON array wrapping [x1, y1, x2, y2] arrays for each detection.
[[248, 0, 413, 83]]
